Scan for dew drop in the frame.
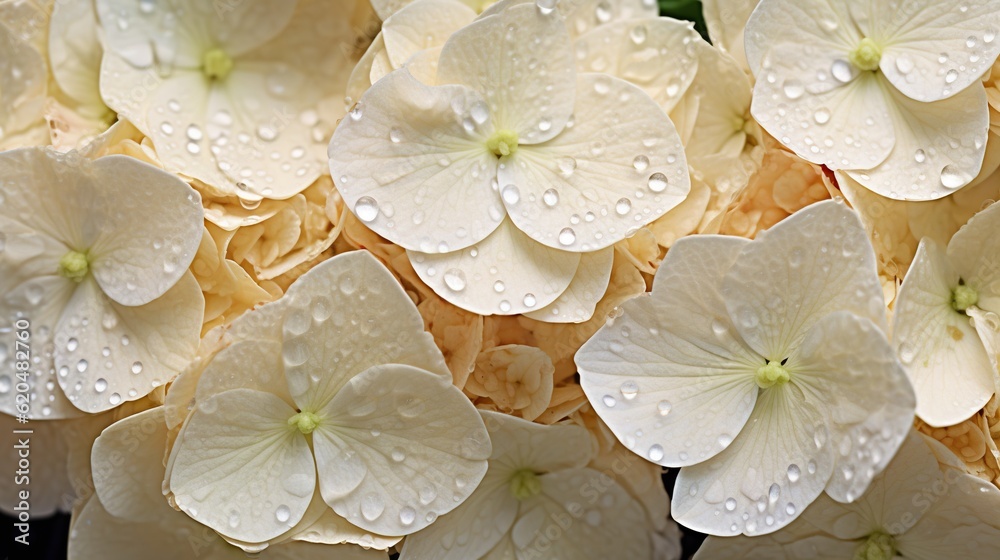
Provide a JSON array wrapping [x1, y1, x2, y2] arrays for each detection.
[[399, 506, 416, 526], [131, 361, 143, 374], [940, 165, 967, 189], [501, 184, 521, 204], [542, 189, 559, 207], [632, 155, 649, 171], [782, 79, 804, 99], [361, 494, 385, 521], [94, 378, 107, 392], [523, 293, 536, 308], [647, 172, 668, 193], [615, 197, 632, 215], [648, 444, 664, 462], [558, 227, 576, 246], [787, 464, 801, 482], [602, 395, 617, 408], [724, 498, 737, 511], [275, 505, 291, 523], [657, 400, 672, 416], [443, 269, 467, 292], [619, 381, 638, 400], [354, 196, 379, 222]]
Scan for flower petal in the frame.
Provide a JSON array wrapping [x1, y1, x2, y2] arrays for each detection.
[[408, 219, 581, 317], [49, 0, 105, 110], [398, 477, 517, 560], [88, 155, 204, 306], [523, 246, 613, 323], [672, 385, 834, 537], [481, 410, 594, 473], [329, 69, 504, 252], [723, 200, 886, 360], [167, 388, 315, 543], [196, 339, 295, 407], [91, 407, 168, 522], [750, 46, 894, 173], [511, 468, 652, 559], [891, 238, 993, 427], [382, 0, 476, 68], [313, 364, 490, 536], [573, 18, 701, 113], [436, 2, 576, 143], [501, 73, 690, 251], [947, 200, 1000, 311], [846, 79, 989, 201], [877, 0, 1000, 102], [791, 312, 915, 504], [577, 235, 761, 468], [899, 473, 1000, 559], [281, 251, 449, 412], [701, 0, 758, 70], [694, 532, 859, 560], [744, 0, 859, 74], [55, 274, 202, 414]]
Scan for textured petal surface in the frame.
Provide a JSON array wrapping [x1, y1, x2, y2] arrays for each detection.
[[846, 80, 989, 201], [501, 73, 690, 251], [55, 274, 202, 414], [900, 472, 1000, 559], [723, 200, 886, 361], [382, 0, 476, 68], [672, 385, 834, 537], [572, 18, 701, 113], [436, 2, 576, 143], [329, 70, 503, 252], [91, 408, 169, 523], [522, 247, 613, 323], [168, 389, 315, 543], [313, 364, 490, 536], [947, 201, 1000, 311], [281, 251, 449, 412], [195, 339, 295, 406], [577, 236, 761, 468], [744, 0, 859, 74], [891, 239, 993, 427], [791, 312, 915, 504], [408, 219, 581, 317], [877, 0, 1000, 102]]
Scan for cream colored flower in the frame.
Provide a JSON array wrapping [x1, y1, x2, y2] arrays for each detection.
[[97, 0, 357, 200], [0, 148, 204, 417], [747, 0, 1000, 199], [577, 200, 915, 536], [164, 251, 490, 549], [892, 202, 1000, 427], [330, 3, 689, 321], [399, 411, 655, 559], [75, 407, 387, 560], [694, 431, 1000, 559], [0, 19, 48, 149]]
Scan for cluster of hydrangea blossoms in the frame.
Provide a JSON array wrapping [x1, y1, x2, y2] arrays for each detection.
[[746, 0, 1000, 200], [0, 148, 204, 418], [576, 200, 916, 536], [330, 1, 691, 322], [163, 251, 491, 552], [97, 0, 360, 202]]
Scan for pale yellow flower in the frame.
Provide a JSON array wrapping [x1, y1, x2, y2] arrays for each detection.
[[466, 344, 555, 422]]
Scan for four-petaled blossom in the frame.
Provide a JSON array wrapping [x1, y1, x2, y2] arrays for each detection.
[[330, 2, 690, 321], [694, 431, 1000, 559], [399, 411, 654, 559], [0, 148, 204, 418], [76, 407, 386, 560], [746, 0, 1000, 200], [576, 200, 915, 536], [96, 0, 357, 201], [164, 251, 491, 550], [891, 201, 1000, 427]]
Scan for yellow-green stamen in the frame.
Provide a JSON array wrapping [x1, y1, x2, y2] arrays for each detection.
[[509, 469, 542, 500], [288, 411, 321, 434], [202, 48, 234, 81], [755, 360, 790, 389], [487, 129, 519, 158], [58, 250, 90, 282], [853, 532, 896, 560], [952, 283, 979, 312], [849, 38, 882, 72]]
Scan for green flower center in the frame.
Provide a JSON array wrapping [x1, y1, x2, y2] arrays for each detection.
[[755, 360, 790, 389], [509, 469, 542, 500], [853, 532, 896, 560], [487, 129, 519, 158], [849, 38, 882, 72], [288, 411, 321, 434], [58, 250, 90, 282], [952, 283, 979, 312], [202, 48, 234, 81]]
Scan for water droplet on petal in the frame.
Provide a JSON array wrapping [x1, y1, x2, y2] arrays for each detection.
[[355, 196, 379, 222]]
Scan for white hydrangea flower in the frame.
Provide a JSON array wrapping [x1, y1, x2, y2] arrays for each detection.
[[96, 0, 357, 201], [0, 148, 204, 418], [330, 2, 689, 321], [892, 201, 1000, 427], [693, 430, 1000, 559], [75, 407, 387, 560], [745, 0, 1000, 200], [164, 251, 491, 549], [370, 0, 657, 30], [399, 411, 654, 559], [575, 200, 915, 536], [0, 20, 48, 149]]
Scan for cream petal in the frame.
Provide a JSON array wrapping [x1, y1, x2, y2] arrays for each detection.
[[947, 200, 1000, 311], [523, 246, 613, 323], [408, 219, 581, 317], [90, 407, 169, 523], [501, 74, 689, 251], [382, 0, 476, 68]]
